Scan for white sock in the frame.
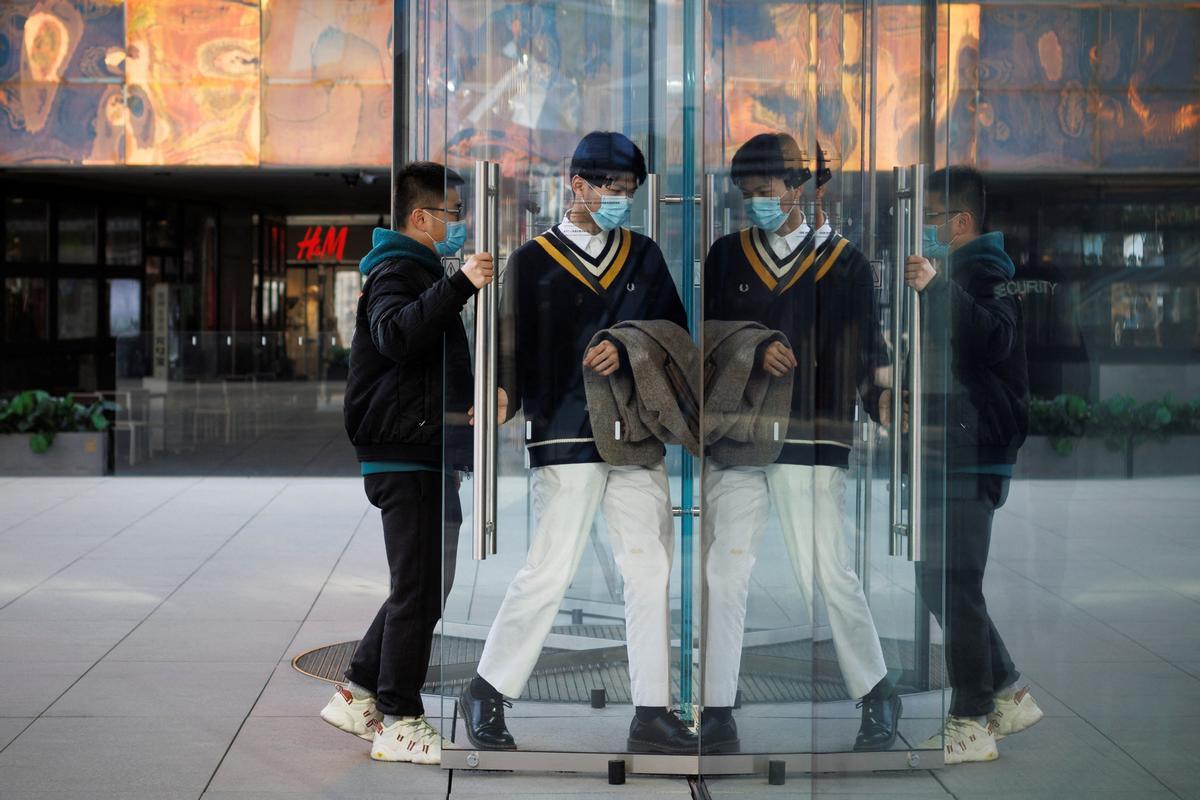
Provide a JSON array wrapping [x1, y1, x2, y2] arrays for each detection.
[[345, 681, 373, 701], [971, 714, 988, 727]]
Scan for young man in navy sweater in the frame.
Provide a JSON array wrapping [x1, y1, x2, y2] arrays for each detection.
[[701, 133, 901, 753], [320, 162, 493, 765], [459, 131, 696, 754]]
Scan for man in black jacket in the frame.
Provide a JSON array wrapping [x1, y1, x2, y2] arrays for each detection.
[[905, 166, 1043, 764], [319, 161, 496, 765]]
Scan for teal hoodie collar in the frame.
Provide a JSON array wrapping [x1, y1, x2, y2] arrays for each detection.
[[951, 231, 1015, 279], [359, 227, 442, 276]]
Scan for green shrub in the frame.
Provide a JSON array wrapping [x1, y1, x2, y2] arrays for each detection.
[[1029, 393, 1200, 456], [0, 390, 112, 454]]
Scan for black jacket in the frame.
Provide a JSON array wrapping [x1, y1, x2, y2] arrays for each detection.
[[931, 231, 1030, 467], [344, 229, 478, 466]]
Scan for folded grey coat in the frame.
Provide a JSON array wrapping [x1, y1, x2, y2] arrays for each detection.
[[583, 320, 701, 466], [703, 320, 794, 466]]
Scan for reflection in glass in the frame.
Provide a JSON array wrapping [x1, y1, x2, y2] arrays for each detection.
[[4, 277, 49, 340], [4, 198, 49, 263], [106, 210, 143, 266], [57, 204, 99, 264], [109, 279, 142, 338], [57, 279, 99, 340], [701, 132, 898, 755], [145, 200, 180, 249]]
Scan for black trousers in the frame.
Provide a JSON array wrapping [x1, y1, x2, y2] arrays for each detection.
[[916, 471, 1019, 717], [345, 471, 461, 717]]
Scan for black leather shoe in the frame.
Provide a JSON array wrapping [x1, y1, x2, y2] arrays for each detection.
[[627, 709, 699, 754], [458, 685, 517, 750], [854, 690, 902, 751], [700, 711, 740, 754]]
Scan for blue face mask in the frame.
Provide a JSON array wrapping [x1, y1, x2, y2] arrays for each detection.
[[746, 197, 790, 233], [922, 223, 950, 260], [583, 182, 632, 231], [425, 217, 467, 257]]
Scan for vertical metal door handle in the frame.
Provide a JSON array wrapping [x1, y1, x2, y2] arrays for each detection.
[[907, 164, 926, 563], [889, 167, 908, 557], [646, 173, 660, 242], [703, 173, 718, 249], [473, 161, 500, 561]]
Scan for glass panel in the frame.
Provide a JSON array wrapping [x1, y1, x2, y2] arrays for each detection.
[[700, 0, 950, 782], [927, 4, 1200, 781], [4, 277, 49, 340], [421, 0, 702, 762], [57, 278, 99, 339], [57, 203, 98, 264], [4, 197, 48, 263], [106, 209, 143, 266], [699, 0, 820, 768], [108, 278, 142, 338], [145, 200, 180, 249]]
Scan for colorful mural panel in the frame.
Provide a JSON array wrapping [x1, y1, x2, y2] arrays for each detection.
[[0, 0, 124, 165], [260, 0, 393, 166], [124, 0, 260, 165], [1, 2, 1198, 171]]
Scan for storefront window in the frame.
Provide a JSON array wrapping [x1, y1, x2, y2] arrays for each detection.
[[145, 200, 180, 249], [4, 198, 48, 263], [106, 210, 143, 266], [3, 277, 49, 340], [108, 278, 142, 337], [56, 279, 99, 340], [57, 204, 99, 264]]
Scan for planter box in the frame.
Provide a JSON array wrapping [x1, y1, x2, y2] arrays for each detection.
[[1131, 436, 1200, 477], [1017, 435, 1200, 479], [0, 432, 109, 476], [1014, 436, 1128, 480]]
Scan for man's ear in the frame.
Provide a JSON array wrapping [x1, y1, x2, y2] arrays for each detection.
[[407, 207, 427, 232], [957, 211, 977, 236]]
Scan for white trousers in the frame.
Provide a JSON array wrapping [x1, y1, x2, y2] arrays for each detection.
[[702, 463, 887, 704], [476, 461, 675, 706]]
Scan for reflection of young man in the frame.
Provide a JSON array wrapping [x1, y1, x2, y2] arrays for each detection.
[[701, 133, 901, 753], [322, 162, 493, 765], [906, 166, 1043, 764], [460, 132, 696, 754]]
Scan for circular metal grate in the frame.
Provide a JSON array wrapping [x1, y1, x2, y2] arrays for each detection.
[[293, 630, 943, 704]]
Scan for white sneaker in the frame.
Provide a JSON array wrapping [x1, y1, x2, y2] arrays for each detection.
[[371, 716, 444, 765], [918, 716, 999, 765], [989, 686, 1044, 740], [320, 685, 383, 741]]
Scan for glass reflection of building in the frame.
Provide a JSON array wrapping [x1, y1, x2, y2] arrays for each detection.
[[1, 1, 1198, 423]]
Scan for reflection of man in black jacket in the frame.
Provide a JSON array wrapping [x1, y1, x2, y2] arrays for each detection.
[[322, 162, 494, 765], [905, 166, 1043, 765]]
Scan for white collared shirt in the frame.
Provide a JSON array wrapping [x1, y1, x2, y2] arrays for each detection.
[[558, 216, 610, 274], [813, 222, 833, 248], [765, 223, 811, 276]]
